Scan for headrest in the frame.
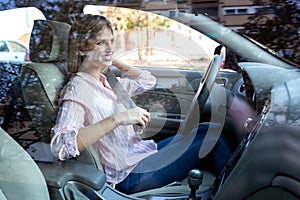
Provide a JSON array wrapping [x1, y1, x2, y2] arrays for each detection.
[[29, 20, 71, 63]]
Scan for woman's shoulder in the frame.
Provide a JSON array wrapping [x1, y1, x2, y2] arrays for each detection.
[[60, 73, 93, 99], [64, 74, 85, 90], [67, 72, 95, 88]]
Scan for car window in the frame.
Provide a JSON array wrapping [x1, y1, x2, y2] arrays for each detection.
[[0, 41, 9, 52], [8, 41, 27, 52], [83, 5, 222, 114], [84, 5, 220, 71]]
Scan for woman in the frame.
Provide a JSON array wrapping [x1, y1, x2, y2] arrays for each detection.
[[51, 14, 233, 194]]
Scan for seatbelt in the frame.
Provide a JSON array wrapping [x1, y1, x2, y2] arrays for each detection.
[[104, 68, 143, 134], [104, 68, 136, 109]]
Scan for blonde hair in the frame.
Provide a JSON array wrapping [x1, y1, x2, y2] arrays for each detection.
[[68, 14, 114, 73]]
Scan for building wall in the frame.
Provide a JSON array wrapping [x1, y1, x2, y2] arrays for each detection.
[[219, 0, 254, 28], [192, 0, 219, 18], [219, 0, 253, 6], [118, 0, 273, 30], [218, 0, 274, 30], [140, 0, 192, 14]]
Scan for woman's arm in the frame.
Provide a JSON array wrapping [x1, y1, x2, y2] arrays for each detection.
[[77, 106, 151, 151], [112, 60, 157, 96], [51, 100, 151, 159], [76, 116, 117, 152], [112, 60, 142, 79]]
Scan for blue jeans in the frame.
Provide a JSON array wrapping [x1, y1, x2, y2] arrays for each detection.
[[115, 124, 234, 194]]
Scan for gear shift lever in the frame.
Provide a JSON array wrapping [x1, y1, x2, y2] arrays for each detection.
[[188, 169, 203, 200]]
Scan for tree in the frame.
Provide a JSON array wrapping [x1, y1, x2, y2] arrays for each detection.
[[94, 6, 173, 59], [241, 0, 300, 65]]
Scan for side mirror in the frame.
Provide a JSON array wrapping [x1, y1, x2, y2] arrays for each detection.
[[214, 45, 226, 68], [214, 45, 241, 71]]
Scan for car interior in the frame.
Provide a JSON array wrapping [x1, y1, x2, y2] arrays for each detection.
[[1, 6, 300, 200], [19, 18, 220, 200], [0, 127, 49, 200]]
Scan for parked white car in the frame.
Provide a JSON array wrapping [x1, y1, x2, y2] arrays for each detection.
[[0, 40, 30, 62]]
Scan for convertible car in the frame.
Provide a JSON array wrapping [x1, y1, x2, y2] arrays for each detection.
[[0, 1, 300, 200]]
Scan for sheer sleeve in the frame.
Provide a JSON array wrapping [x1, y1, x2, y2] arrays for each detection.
[[119, 70, 157, 96], [50, 100, 85, 160]]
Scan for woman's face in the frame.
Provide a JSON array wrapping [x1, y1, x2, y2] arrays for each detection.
[[81, 28, 114, 73]]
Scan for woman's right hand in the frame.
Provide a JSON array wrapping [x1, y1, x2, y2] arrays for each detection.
[[113, 107, 150, 128]]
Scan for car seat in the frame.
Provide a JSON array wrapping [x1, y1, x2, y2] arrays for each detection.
[[20, 19, 112, 200], [20, 19, 103, 168], [20, 18, 216, 199], [0, 127, 50, 200]]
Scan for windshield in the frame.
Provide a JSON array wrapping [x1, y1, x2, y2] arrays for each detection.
[[1, 2, 300, 199]]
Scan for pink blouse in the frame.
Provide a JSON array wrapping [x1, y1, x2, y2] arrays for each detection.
[[50, 70, 158, 184]]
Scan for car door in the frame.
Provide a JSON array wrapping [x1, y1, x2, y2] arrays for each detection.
[[7, 41, 27, 62]]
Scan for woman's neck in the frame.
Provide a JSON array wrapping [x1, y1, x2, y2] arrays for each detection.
[[78, 67, 101, 81]]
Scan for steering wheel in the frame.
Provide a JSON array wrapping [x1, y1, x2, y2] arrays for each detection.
[[179, 55, 222, 135]]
